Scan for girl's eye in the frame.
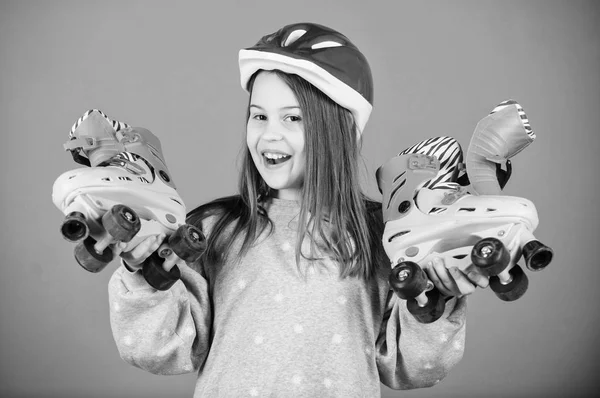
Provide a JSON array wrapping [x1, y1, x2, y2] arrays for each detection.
[[285, 115, 302, 122], [252, 114, 267, 121]]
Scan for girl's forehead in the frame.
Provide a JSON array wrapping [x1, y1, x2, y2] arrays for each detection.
[[250, 72, 299, 108]]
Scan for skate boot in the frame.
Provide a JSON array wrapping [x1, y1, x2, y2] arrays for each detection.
[[52, 110, 206, 290], [376, 105, 553, 323], [465, 100, 536, 195], [396, 135, 465, 191]]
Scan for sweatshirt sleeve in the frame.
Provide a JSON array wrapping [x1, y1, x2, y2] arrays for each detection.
[[375, 292, 467, 390], [108, 259, 212, 376]]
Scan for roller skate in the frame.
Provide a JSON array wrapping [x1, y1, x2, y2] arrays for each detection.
[[52, 110, 206, 290], [376, 100, 553, 323]]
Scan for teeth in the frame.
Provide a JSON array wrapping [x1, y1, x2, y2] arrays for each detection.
[[264, 152, 290, 159]]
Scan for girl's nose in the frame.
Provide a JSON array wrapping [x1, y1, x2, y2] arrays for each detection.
[[262, 120, 284, 141]]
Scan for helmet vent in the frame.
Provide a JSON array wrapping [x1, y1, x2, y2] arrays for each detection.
[[283, 29, 307, 47], [312, 41, 343, 49]]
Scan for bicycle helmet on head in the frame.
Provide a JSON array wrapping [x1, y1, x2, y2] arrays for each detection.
[[239, 22, 374, 136]]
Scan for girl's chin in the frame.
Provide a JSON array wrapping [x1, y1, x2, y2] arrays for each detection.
[[263, 180, 297, 192]]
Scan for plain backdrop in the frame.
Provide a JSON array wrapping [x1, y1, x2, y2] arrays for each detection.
[[1, 1, 598, 397]]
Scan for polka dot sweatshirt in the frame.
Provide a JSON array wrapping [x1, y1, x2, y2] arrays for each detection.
[[109, 197, 467, 397]]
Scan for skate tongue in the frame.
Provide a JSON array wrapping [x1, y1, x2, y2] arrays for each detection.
[[489, 100, 535, 141], [466, 100, 534, 195], [69, 109, 130, 139], [65, 110, 130, 167]]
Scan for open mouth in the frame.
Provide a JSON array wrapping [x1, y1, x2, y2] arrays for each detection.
[[263, 152, 291, 166]]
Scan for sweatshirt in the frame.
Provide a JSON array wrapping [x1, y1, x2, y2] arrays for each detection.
[[108, 197, 467, 397]]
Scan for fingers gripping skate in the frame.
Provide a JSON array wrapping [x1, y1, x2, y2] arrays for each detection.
[[377, 102, 553, 323], [141, 223, 207, 291], [53, 110, 207, 290]]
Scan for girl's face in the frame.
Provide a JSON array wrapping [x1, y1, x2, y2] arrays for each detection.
[[247, 72, 306, 200]]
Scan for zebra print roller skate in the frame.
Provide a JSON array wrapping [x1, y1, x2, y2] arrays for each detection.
[[376, 101, 553, 323], [52, 110, 206, 290]]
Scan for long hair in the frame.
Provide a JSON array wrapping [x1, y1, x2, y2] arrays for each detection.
[[188, 69, 383, 280]]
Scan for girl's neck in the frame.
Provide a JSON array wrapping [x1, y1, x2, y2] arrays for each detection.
[[267, 193, 301, 207], [273, 188, 301, 201], [266, 193, 333, 222]]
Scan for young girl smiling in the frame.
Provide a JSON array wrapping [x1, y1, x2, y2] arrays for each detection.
[[109, 22, 486, 397]]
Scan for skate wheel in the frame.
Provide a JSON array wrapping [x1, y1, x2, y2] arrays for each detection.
[[389, 261, 428, 299], [523, 240, 553, 271], [471, 237, 510, 276], [74, 236, 113, 273], [169, 224, 207, 263], [406, 288, 445, 324], [490, 264, 529, 301], [61, 212, 89, 242], [142, 252, 181, 291], [102, 205, 141, 242]]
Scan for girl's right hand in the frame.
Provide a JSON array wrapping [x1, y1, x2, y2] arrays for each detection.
[[118, 233, 166, 271], [424, 257, 489, 298]]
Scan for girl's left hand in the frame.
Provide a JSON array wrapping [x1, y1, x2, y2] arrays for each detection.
[[424, 257, 490, 298]]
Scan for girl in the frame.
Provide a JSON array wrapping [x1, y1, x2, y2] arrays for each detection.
[[110, 22, 487, 397]]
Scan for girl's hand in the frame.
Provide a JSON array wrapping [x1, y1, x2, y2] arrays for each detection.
[[424, 257, 489, 298], [118, 233, 166, 271]]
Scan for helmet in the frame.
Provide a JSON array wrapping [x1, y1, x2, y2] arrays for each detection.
[[239, 22, 374, 136]]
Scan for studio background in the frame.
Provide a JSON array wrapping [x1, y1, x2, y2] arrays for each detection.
[[1, 1, 597, 397]]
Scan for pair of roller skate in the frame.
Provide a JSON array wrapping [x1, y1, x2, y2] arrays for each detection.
[[377, 100, 554, 323], [52, 110, 206, 290]]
